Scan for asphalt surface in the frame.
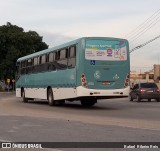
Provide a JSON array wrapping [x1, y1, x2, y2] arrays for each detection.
[[0, 92, 160, 151]]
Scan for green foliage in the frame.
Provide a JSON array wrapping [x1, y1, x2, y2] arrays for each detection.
[[0, 22, 48, 79], [0, 85, 4, 91]]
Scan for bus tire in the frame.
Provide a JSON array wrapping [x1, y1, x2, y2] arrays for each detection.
[[81, 98, 97, 107], [48, 88, 56, 106], [22, 90, 28, 103]]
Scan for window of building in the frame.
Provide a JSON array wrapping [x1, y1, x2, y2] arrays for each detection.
[[149, 74, 154, 79]]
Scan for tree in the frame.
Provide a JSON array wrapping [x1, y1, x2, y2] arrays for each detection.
[[0, 22, 48, 80]]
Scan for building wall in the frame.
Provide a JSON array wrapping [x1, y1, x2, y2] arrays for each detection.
[[154, 64, 160, 81], [130, 65, 160, 87], [130, 71, 154, 87]]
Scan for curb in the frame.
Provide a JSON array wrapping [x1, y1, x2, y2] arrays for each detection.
[[0, 92, 15, 94]]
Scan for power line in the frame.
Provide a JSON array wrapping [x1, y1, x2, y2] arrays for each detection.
[[126, 9, 160, 39], [126, 9, 160, 46], [129, 15, 160, 43], [130, 34, 160, 53]]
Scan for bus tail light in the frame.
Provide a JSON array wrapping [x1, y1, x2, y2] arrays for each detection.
[[81, 73, 88, 88], [124, 74, 130, 87]]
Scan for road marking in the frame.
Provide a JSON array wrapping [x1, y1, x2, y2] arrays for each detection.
[[22, 124, 42, 127]]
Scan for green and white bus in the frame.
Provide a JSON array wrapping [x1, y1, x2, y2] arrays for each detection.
[[16, 37, 130, 106]]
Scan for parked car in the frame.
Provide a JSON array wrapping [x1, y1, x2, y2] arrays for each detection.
[[129, 82, 160, 102]]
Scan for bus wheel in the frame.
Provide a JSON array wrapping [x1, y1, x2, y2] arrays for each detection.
[[81, 99, 97, 107], [22, 90, 28, 103], [48, 88, 56, 106]]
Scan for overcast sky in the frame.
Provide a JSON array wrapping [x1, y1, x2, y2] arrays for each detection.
[[0, 0, 160, 71]]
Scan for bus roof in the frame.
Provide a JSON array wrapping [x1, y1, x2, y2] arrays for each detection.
[[17, 37, 128, 62], [17, 38, 81, 62]]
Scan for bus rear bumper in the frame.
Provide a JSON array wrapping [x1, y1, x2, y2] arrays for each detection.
[[76, 86, 130, 98]]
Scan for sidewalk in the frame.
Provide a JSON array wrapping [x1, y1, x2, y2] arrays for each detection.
[[0, 91, 15, 94]]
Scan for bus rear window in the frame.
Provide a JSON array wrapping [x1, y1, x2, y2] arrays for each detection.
[[85, 39, 128, 61]]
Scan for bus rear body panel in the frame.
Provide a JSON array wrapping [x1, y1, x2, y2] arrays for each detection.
[[77, 37, 130, 99]]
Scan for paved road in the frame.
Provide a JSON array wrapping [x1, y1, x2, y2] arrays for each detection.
[[0, 93, 160, 151]]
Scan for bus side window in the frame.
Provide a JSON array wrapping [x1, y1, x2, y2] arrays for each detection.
[[56, 49, 68, 70], [56, 51, 60, 60], [69, 46, 76, 57], [41, 55, 46, 64], [68, 46, 76, 68], [48, 52, 56, 71], [21, 60, 26, 75], [33, 57, 38, 73], [49, 52, 57, 63], [26, 59, 33, 74], [49, 53, 53, 62], [41, 55, 47, 72], [34, 57, 38, 65], [15, 61, 20, 80], [16, 61, 20, 71]]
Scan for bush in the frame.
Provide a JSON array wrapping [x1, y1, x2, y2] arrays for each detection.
[[0, 85, 5, 92]]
